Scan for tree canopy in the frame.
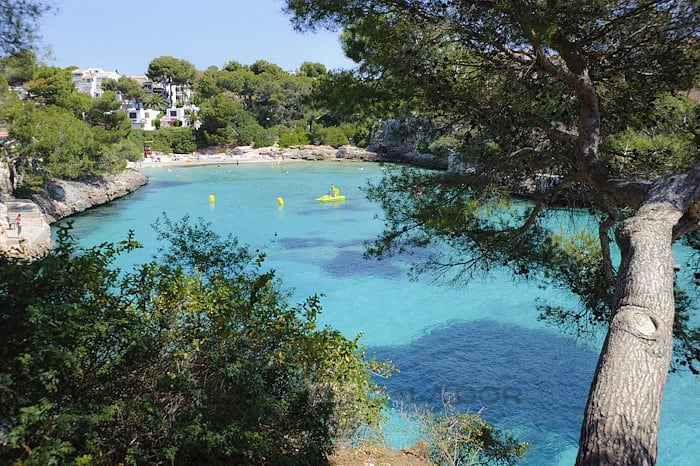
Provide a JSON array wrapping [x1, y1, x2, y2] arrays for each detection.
[[0, 49, 37, 86], [146, 56, 197, 85], [283, 1, 700, 465], [0, 55, 136, 192], [0, 0, 53, 55], [102, 75, 147, 104]]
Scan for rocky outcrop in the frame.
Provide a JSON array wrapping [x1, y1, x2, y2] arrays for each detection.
[[33, 169, 148, 223], [275, 144, 445, 168], [336, 145, 382, 161], [278, 145, 337, 160], [366, 143, 448, 169], [0, 168, 13, 200]]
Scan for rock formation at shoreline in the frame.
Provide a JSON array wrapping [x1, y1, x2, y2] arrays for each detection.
[[277, 144, 447, 170], [33, 169, 148, 223]]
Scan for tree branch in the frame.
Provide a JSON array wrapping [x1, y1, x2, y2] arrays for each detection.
[[599, 208, 620, 297], [522, 111, 578, 145]]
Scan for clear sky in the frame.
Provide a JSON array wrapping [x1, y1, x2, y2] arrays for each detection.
[[39, 0, 355, 76]]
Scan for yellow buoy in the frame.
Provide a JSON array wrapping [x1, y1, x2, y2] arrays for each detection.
[[208, 194, 215, 203], [277, 197, 284, 206]]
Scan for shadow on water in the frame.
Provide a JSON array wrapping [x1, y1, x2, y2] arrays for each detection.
[[298, 202, 369, 217], [277, 237, 406, 279], [368, 319, 598, 464], [323, 248, 405, 279], [145, 179, 192, 190]]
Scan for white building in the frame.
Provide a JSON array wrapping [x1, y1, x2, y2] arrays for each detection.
[[160, 104, 200, 128], [70, 67, 121, 98], [126, 105, 161, 131]]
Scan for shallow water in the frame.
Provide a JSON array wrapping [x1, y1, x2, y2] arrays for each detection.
[[55, 161, 700, 465]]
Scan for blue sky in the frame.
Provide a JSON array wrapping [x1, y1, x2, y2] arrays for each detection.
[[39, 0, 355, 76]]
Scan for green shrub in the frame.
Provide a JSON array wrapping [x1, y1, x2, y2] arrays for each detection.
[[144, 127, 197, 154], [234, 118, 267, 146], [428, 135, 462, 158], [312, 126, 350, 148], [279, 129, 311, 148], [0, 216, 390, 465], [407, 392, 528, 466]]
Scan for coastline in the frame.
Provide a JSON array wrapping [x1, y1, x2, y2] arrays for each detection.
[[1, 169, 149, 259]]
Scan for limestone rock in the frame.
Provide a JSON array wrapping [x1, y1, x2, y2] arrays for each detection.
[[34, 169, 148, 223]]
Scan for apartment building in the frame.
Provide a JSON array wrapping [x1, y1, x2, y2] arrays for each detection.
[[70, 67, 121, 98]]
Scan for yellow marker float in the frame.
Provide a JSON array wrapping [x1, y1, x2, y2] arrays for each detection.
[[208, 194, 215, 203], [277, 197, 284, 206]]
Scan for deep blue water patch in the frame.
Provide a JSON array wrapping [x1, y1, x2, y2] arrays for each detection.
[[323, 249, 404, 279], [335, 239, 367, 249], [369, 319, 598, 464], [297, 206, 346, 216]]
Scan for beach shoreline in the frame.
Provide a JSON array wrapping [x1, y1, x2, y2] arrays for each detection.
[[129, 153, 297, 169], [128, 145, 341, 169], [127, 144, 392, 170]]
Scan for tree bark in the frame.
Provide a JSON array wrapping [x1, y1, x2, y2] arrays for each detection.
[[576, 166, 700, 465]]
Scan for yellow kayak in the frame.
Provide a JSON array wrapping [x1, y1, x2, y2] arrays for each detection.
[[315, 195, 346, 202]]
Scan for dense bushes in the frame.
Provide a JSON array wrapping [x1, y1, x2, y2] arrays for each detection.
[[145, 127, 197, 154], [312, 125, 350, 148], [0, 216, 390, 465]]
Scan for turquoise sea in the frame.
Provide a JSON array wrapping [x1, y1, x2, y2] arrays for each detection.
[[54, 161, 700, 465]]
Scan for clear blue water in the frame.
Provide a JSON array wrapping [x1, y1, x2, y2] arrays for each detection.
[[54, 162, 700, 465]]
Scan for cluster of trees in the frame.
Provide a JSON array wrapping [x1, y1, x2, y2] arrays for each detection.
[[0, 49, 367, 195], [140, 55, 363, 152], [282, 1, 700, 465], [0, 50, 140, 194]]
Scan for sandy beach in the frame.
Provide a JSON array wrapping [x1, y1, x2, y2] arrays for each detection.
[[128, 147, 311, 169]]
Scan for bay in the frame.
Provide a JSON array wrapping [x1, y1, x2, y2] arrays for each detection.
[[55, 161, 700, 465]]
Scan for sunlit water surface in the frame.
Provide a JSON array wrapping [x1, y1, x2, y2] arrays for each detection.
[[54, 162, 699, 465]]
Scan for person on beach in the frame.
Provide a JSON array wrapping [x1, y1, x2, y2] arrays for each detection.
[[15, 213, 22, 236]]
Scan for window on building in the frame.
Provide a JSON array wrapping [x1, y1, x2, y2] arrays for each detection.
[[129, 112, 137, 119]]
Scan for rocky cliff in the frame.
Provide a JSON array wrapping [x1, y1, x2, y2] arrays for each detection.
[[33, 169, 149, 223]]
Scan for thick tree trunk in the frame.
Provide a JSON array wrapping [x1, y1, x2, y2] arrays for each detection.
[[576, 167, 700, 465], [576, 214, 675, 465]]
